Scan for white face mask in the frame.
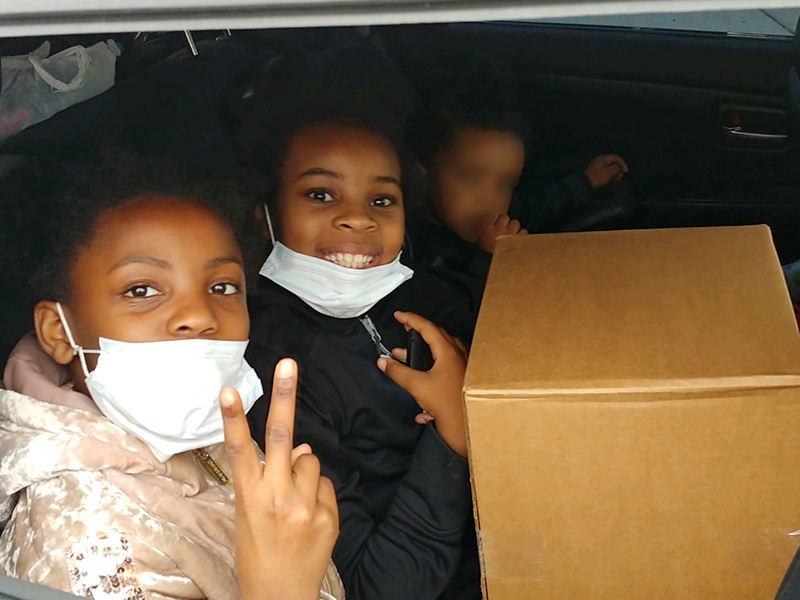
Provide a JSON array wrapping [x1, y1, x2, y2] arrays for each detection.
[[56, 303, 263, 462], [260, 241, 414, 319]]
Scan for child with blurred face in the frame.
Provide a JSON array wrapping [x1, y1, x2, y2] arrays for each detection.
[[429, 127, 627, 254], [407, 69, 629, 314]]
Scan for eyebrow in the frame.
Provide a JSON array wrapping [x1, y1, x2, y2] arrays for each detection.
[[297, 168, 342, 180], [107, 255, 171, 274], [297, 168, 402, 187], [206, 256, 243, 269], [107, 255, 242, 274], [375, 175, 402, 187]]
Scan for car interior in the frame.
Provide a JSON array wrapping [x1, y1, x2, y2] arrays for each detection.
[[2, 14, 799, 371], [0, 12, 800, 597]]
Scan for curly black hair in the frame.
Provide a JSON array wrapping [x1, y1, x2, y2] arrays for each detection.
[[0, 149, 266, 303], [237, 43, 423, 232], [407, 62, 531, 168]]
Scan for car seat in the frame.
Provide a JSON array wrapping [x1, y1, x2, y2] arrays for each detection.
[[1, 36, 263, 176], [789, 14, 800, 134], [558, 181, 638, 233], [0, 155, 37, 370]]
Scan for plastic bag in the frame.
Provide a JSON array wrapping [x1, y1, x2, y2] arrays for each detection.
[[0, 39, 121, 143]]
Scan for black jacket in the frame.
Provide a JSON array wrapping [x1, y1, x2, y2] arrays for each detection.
[[246, 269, 480, 600], [406, 172, 594, 314]]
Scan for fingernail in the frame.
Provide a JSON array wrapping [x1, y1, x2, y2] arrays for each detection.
[[377, 358, 387, 372], [276, 359, 294, 379], [220, 388, 234, 409]]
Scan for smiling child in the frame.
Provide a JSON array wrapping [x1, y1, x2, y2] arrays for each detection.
[[241, 46, 481, 600]]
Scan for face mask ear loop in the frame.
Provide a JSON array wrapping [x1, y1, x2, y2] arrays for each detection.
[[264, 203, 276, 247], [55, 302, 92, 379]]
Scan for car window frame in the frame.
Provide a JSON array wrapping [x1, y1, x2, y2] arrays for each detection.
[[1, 0, 800, 38]]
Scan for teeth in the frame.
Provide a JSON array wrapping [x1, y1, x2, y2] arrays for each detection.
[[324, 253, 374, 269]]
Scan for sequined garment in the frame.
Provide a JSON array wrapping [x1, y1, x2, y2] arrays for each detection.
[[0, 335, 344, 600]]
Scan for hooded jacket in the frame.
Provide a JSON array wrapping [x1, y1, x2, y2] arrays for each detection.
[[0, 333, 343, 600], [246, 269, 480, 600]]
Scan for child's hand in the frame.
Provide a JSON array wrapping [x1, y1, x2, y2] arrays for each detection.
[[584, 154, 629, 190], [220, 359, 339, 600], [377, 312, 469, 458], [477, 214, 528, 254]]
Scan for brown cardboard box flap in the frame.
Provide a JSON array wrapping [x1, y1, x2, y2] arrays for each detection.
[[465, 226, 800, 395]]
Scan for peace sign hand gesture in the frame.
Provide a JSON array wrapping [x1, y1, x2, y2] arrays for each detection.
[[220, 358, 339, 600]]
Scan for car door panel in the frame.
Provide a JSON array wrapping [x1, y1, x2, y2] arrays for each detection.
[[381, 21, 800, 260]]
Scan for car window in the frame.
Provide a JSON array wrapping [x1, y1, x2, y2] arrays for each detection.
[[530, 7, 799, 37]]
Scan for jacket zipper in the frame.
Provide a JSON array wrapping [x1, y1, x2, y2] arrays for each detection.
[[193, 448, 233, 487], [358, 315, 393, 358]]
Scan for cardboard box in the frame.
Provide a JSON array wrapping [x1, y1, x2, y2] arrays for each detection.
[[464, 226, 800, 600]]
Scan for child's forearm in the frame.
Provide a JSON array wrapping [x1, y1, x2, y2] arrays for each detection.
[[434, 411, 468, 457]]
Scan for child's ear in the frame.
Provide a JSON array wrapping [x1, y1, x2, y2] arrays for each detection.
[[33, 301, 75, 366]]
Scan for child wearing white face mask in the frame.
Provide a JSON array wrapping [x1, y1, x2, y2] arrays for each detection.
[[0, 154, 343, 600], [241, 46, 481, 600]]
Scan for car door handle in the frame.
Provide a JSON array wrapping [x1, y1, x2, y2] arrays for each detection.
[[723, 126, 788, 141]]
